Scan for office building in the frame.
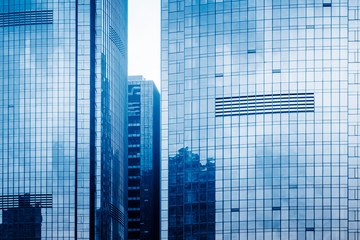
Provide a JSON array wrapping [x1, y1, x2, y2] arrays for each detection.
[[0, 0, 128, 239], [161, 1, 360, 239], [127, 75, 160, 240]]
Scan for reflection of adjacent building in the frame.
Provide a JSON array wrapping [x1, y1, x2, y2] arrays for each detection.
[[127, 76, 160, 240], [168, 147, 215, 240], [0, 194, 48, 240]]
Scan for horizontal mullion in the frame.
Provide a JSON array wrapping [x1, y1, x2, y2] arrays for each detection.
[[220, 92, 313, 99], [0, 10, 52, 16], [216, 99, 314, 106], [216, 107, 314, 114], [217, 110, 314, 117], [1, 22, 52, 27], [216, 104, 315, 111], [217, 105, 315, 111], [1, 21, 52, 25], [0, 16, 52, 20], [217, 101, 314, 107], [217, 97, 314, 104]]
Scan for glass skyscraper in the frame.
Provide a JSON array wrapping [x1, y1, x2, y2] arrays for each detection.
[[0, 0, 128, 239], [127, 76, 160, 240], [161, 0, 360, 239]]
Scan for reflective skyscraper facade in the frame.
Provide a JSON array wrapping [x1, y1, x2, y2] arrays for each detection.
[[127, 76, 160, 240], [161, 1, 360, 239], [0, 0, 128, 239]]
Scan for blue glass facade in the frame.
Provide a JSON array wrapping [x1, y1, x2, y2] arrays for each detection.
[[127, 76, 160, 240], [161, 0, 360, 239], [0, 0, 128, 239]]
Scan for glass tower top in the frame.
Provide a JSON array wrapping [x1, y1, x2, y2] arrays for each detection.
[[161, 1, 360, 239]]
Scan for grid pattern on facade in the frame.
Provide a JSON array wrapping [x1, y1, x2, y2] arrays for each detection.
[[127, 78, 160, 240], [128, 83, 143, 240], [0, 0, 128, 239], [215, 93, 315, 117], [0, 10, 53, 27], [161, 0, 354, 239]]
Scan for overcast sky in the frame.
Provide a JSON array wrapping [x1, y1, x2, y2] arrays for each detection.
[[128, 0, 161, 89]]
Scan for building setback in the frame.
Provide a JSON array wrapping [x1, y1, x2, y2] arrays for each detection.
[[127, 76, 160, 240], [0, 0, 128, 239], [161, 0, 360, 239]]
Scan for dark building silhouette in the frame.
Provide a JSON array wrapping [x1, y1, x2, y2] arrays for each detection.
[[168, 147, 215, 240], [127, 76, 160, 240], [0, 194, 43, 240]]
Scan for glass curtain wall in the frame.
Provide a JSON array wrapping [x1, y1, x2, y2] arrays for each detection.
[[0, 0, 128, 239], [161, 0, 360, 239]]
